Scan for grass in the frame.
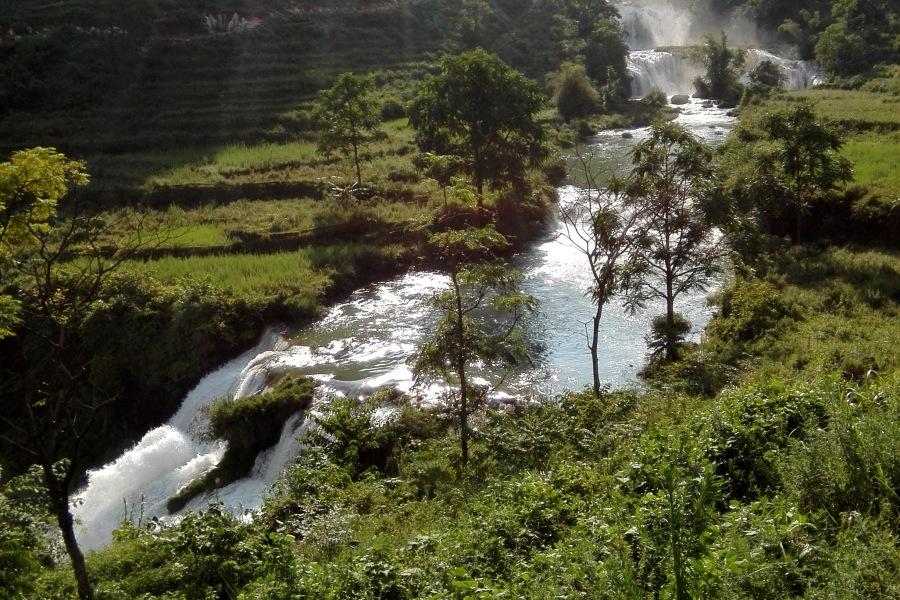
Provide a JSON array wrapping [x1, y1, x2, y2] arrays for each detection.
[[770, 89, 900, 127], [843, 136, 900, 199], [126, 250, 331, 296], [125, 241, 408, 297]]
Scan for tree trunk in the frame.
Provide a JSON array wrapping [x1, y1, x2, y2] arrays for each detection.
[[452, 273, 470, 469], [353, 141, 362, 188], [475, 175, 484, 208], [591, 302, 603, 397], [665, 261, 676, 362], [458, 361, 469, 469], [44, 466, 94, 600]]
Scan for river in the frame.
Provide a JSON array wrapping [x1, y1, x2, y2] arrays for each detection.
[[72, 1, 822, 548]]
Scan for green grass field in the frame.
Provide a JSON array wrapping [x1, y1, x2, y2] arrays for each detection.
[[843, 137, 900, 198], [126, 250, 331, 296], [774, 89, 900, 126]]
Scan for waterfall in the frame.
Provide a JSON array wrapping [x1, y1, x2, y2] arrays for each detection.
[[627, 50, 702, 97], [744, 49, 823, 91], [615, 2, 694, 49], [626, 49, 821, 98], [72, 329, 288, 550]]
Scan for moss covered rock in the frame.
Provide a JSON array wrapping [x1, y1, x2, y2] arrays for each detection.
[[166, 376, 316, 513]]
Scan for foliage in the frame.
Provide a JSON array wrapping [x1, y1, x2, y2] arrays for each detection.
[[315, 73, 384, 187], [646, 312, 692, 360], [0, 466, 55, 598], [762, 103, 854, 243], [409, 50, 547, 202], [693, 32, 745, 104], [625, 122, 727, 362], [412, 224, 537, 468], [204, 376, 316, 454], [549, 62, 599, 122], [740, 60, 786, 105], [0, 147, 88, 338]]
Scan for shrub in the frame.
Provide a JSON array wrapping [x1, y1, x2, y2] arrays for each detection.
[[646, 313, 691, 361], [380, 98, 406, 121], [642, 87, 668, 107], [550, 62, 600, 121]]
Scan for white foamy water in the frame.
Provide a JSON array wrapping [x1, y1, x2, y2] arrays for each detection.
[[627, 49, 820, 98], [616, 1, 695, 49], [72, 331, 286, 549]]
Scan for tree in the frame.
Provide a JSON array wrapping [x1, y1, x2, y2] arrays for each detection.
[[582, 17, 630, 102], [740, 59, 786, 105], [409, 50, 547, 206], [693, 32, 745, 103], [560, 149, 646, 396], [0, 148, 171, 600], [314, 73, 383, 188], [815, 19, 869, 76], [625, 122, 728, 362], [412, 201, 536, 468], [0, 148, 85, 339], [549, 62, 600, 122], [763, 104, 853, 244]]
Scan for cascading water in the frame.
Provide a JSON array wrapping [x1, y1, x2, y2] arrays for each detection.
[[743, 49, 823, 91], [615, 1, 694, 49], [615, 0, 821, 98], [628, 50, 701, 97], [625, 48, 821, 98]]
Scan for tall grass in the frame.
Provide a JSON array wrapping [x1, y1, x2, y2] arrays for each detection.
[[777, 90, 900, 124], [127, 250, 331, 297], [213, 141, 319, 168], [844, 138, 900, 195]]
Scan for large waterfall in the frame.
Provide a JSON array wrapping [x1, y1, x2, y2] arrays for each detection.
[[614, 0, 821, 97], [626, 49, 821, 98], [615, 1, 694, 49]]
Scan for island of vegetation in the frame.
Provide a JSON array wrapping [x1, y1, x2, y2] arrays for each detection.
[[2, 0, 900, 598]]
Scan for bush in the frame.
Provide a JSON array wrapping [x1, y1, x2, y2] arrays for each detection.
[[204, 376, 316, 453], [550, 62, 600, 121], [642, 87, 668, 107], [380, 98, 406, 121], [646, 312, 691, 361]]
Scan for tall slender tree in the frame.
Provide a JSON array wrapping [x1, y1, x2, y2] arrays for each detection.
[[412, 193, 536, 467], [625, 122, 728, 362], [560, 149, 646, 396], [315, 73, 383, 189]]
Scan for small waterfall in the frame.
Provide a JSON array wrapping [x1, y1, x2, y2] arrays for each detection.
[[72, 329, 286, 550], [196, 410, 315, 517], [627, 50, 702, 97], [744, 49, 823, 91]]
